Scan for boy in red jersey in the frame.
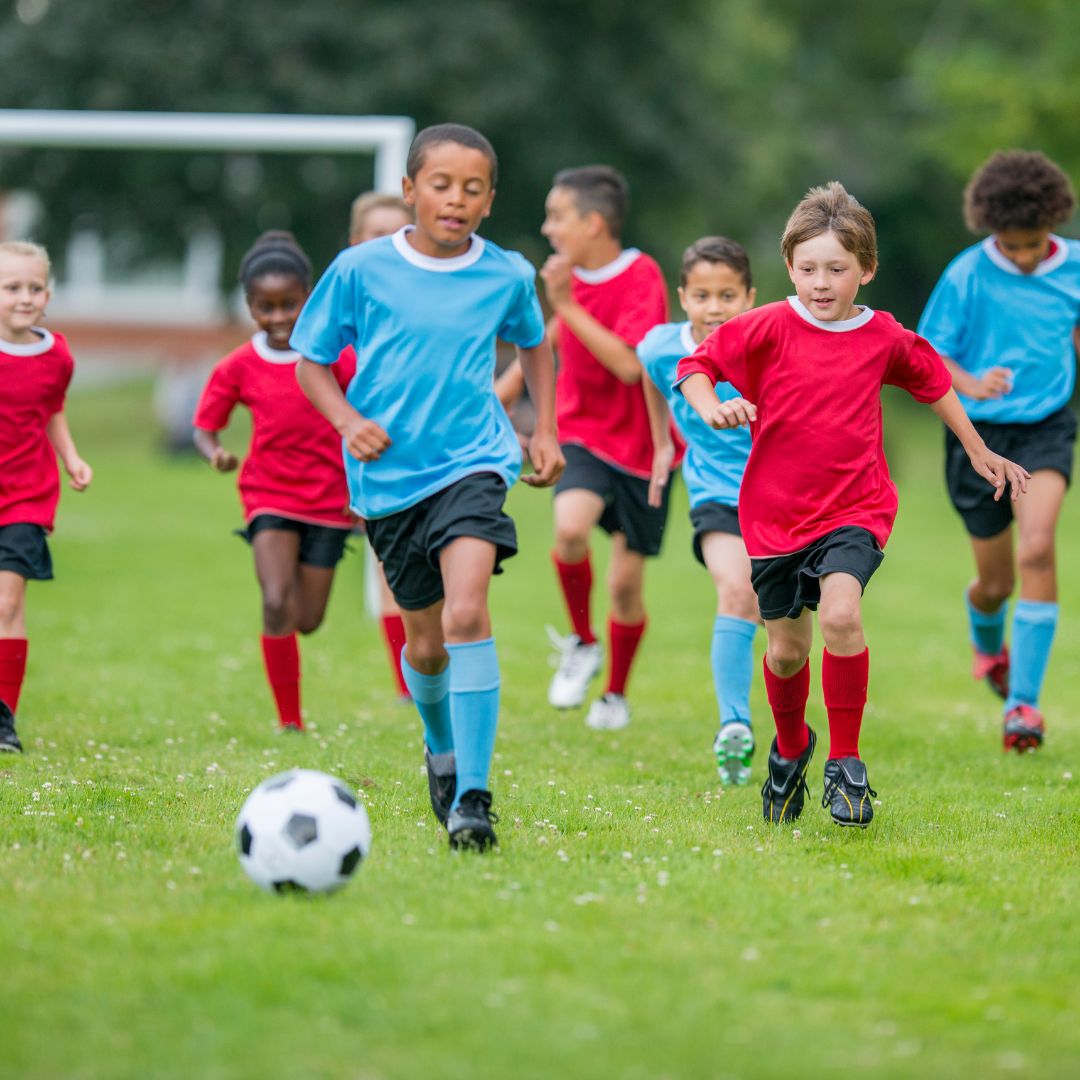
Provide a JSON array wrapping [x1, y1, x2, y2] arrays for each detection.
[[541, 166, 670, 730], [194, 232, 355, 732], [0, 242, 92, 752], [676, 183, 1028, 827]]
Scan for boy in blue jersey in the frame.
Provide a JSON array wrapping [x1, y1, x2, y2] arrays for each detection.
[[640, 238, 760, 784], [919, 150, 1080, 752], [293, 124, 563, 850]]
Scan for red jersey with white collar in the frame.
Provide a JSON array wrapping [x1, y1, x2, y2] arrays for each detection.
[[555, 249, 668, 477], [676, 298, 952, 558], [194, 333, 355, 527], [0, 329, 74, 532]]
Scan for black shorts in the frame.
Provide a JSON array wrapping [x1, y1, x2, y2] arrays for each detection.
[[750, 527, 883, 621], [365, 473, 517, 611], [237, 514, 350, 569], [689, 501, 741, 566], [554, 444, 671, 557], [945, 407, 1077, 539], [0, 523, 53, 580]]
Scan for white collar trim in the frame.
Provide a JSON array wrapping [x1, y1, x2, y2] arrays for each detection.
[[0, 328, 55, 356], [981, 234, 1068, 277], [680, 322, 698, 354], [252, 331, 300, 364], [573, 248, 641, 285], [787, 295, 874, 332], [391, 225, 485, 272]]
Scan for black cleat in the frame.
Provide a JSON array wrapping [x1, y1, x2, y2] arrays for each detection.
[[424, 746, 457, 826], [822, 756, 877, 827], [761, 727, 816, 823], [0, 701, 22, 753], [447, 789, 498, 851]]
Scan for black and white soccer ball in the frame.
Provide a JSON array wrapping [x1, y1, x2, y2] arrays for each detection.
[[235, 769, 371, 894]]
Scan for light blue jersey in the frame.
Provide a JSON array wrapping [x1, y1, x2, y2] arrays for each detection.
[[291, 227, 545, 520], [918, 236, 1080, 423], [638, 321, 749, 508]]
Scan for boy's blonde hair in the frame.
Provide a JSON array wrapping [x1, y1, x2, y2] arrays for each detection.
[[349, 192, 412, 242], [780, 181, 878, 272], [0, 240, 51, 278]]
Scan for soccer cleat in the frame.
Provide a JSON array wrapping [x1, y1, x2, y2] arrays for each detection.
[[0, 701, 22, 753], [424, 746, 457, 827], [1003, 704, 1044, 753], [761, 726, 817, 824], [973, 646, 1009, 700], [546, 626, 603, 709], [585, 692, 630, 730], [447, 789, 499, 851], [822, 756, 877, 827], [714, 722, 755, 786]]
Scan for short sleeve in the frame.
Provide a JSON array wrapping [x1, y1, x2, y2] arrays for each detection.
[[193, 358, 241, 431], [917, 262, 969, 364], [290, 254, 359, 365], [611, 261, 668, 348], [497, 262, 546, 349], [637, 327, 671, 391], [47, 353, 74, 416], [675, 318, 748, 395], [885, 333, 953, 403]]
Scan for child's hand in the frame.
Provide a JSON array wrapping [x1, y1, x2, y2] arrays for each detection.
[[66, 458, 93, 491], [522, 432, 564, 487], [210, 447, 239, 472], [709, 397, 756, 429], [540, 255, 573, 308], [342, 416, 391, 462], [648, 441, 675, 508], [971, 447, 1030, 502], [970, 366, 1013, 400]]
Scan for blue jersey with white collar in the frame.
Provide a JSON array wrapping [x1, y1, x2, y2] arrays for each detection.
[[917, 236, 1080, 423], [638, 320, 749, 508], [291, 227, 545, 519]]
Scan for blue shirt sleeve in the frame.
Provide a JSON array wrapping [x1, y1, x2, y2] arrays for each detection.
[[290, 253, 359, 365], [497, 259, 545, 349], [637, 327, 672, 397], [917, 259, 969, 365]]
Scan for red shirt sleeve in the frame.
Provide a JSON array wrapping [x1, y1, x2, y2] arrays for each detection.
[[333, 346, 357, 391], [610, 260, 668, 348], [49, 353, 74, 416], [885, 332, 953, 404], [193, 357, 242, 432], [675, 318, 749, 392]]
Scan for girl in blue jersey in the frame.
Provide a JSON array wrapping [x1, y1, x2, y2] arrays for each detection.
[[292, 124, 563, 851], [919, 150, 1080, 752], [640, 237, 760, 784]]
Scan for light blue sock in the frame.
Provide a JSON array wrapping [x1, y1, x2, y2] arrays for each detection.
[[1005, 600, 1058, 711], [446, 638, 500, 810], [712, 615, 757, 727], [966, 591, 1007, 656], [400, 650, 453, 755]]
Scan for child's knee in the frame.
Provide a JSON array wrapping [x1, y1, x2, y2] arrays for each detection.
[[261, 586, 295, 633], [1017, 532, 1056, 577], [441, 594, 488, 641], [818, 596, 863, 649], [553, 523, 589, 562], [718, 579, 758, 622], [766, 638, 809, 676]]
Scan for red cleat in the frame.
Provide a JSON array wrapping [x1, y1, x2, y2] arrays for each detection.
[[1003, 704, 1043, 753], [973, 646, 1009, 700]]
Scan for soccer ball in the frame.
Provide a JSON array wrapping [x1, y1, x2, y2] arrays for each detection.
[[235, 769, 372, 894]]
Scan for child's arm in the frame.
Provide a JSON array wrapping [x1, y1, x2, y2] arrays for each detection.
[[296, 358, 391, 462], [516, 338, 564, 487], [939, 355, 1013, 401], [642, 373, 675, 508], [45, 413, 92, 491], [929, 388, 1029, 500], [540, 255, 642, 384], [192, 428, 238, 473], [494, 358, 526, 410], [677, 373, 757, 430]]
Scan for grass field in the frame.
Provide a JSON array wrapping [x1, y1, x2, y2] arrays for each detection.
[[3, 380, 1079, 1080]]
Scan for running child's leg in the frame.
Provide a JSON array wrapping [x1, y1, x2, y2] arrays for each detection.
[[0, 571, 29, 718], [295, 563, 337, 635], [378, 564, 410, 699], [606, 533, 647, 695], [966, 528, 1014, 698], [253, 529, 304, 729]]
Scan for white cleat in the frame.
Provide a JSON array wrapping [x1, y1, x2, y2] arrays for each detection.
[[713, 722, 755, 786], [546, 626, 603, 709], [585, 692, 630, 730]]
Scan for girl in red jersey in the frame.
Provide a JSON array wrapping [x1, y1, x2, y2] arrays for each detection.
[[193, 232, 355, 731], [0, 241, 92, 753]]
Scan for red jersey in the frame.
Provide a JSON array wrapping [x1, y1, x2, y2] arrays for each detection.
[[194, 333, 355, 528], [556, 249, 669, 478], [0, 329, 74, 532], [676, 298, 952, 558]]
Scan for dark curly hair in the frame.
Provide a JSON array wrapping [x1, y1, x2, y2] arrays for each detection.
[[238, 231, 312, 293], [963, 151, 1076, 233]]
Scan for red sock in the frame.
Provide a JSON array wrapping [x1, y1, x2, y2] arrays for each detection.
[[0, 637, 28, 713], [553, 553, 596, 644], [763, 656, 811, 758], [607, 618, 646, 696], [260, 633, 302, 729], [380, 614, 410, 697], [822, 648, 869, 760]]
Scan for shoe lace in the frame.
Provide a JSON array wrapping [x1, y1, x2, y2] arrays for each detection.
[[761, 771, 809, 808], [460, 790, 499, 825], [821, 770, 876, 809], [545, 625, 593, 677]]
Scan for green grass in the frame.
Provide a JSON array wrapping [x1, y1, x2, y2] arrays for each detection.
[[3, 381, 1079, 1080]]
